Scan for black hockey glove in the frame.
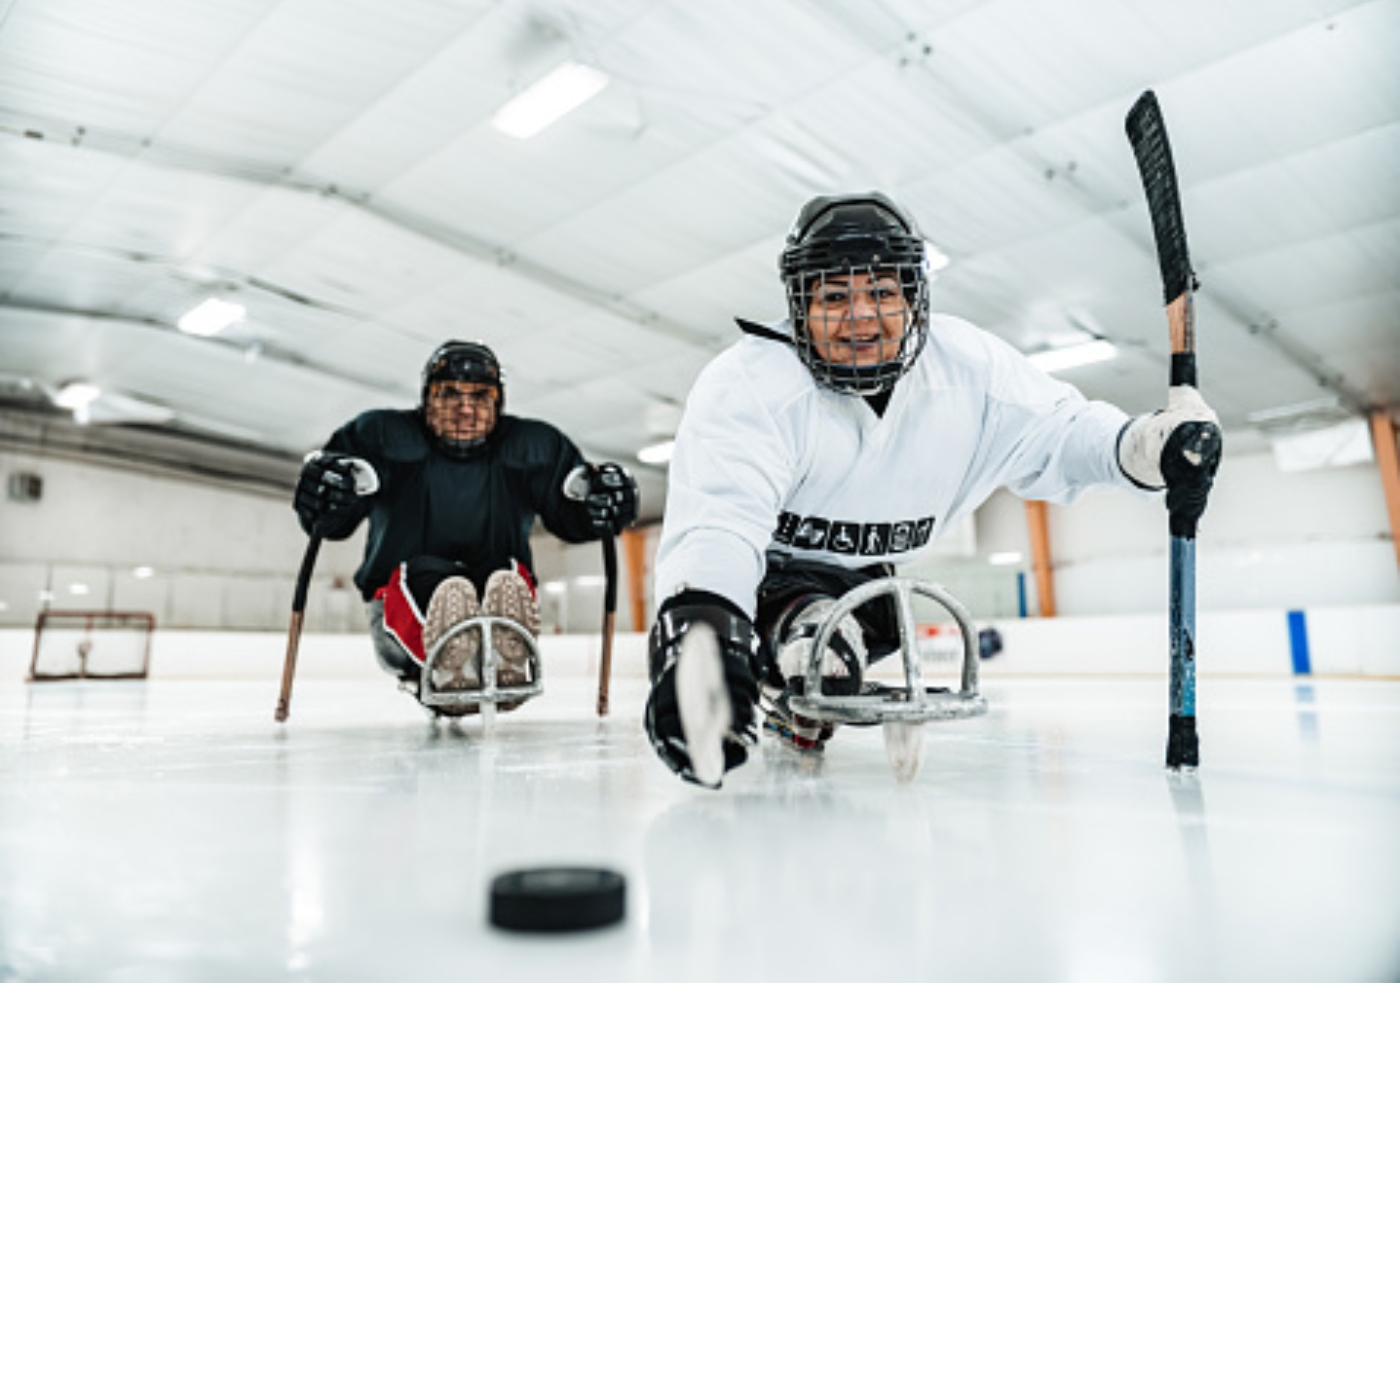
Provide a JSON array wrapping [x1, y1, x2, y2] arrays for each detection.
[[645, 591, 760, 788], [1117, 386, 1222, 538], [1160, 420, 1223, 538], [294, 451, 378, 538], [578, 462, 640, 537]]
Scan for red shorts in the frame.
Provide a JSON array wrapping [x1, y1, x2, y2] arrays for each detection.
[[375, 564, 427, 664], [373, 560, 537, 666]]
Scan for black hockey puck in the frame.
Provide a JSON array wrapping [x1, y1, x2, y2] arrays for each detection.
[[489, 866, 627, 933]]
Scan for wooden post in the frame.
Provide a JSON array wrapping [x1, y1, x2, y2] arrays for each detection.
[[1024, 500, 1057, 618], [622, 526, 651, 631], [1370, 410, 1400, 572]]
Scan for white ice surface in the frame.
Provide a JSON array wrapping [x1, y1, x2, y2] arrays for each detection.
[[2, 670, 1397, 981]]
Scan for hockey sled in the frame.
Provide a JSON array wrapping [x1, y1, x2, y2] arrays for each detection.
[[784, 577, 988, 781], [417, 614, 542, 717]]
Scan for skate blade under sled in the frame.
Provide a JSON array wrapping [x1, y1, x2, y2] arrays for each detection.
[[417, 614, 543, 718], [784, 576, 989, 783]]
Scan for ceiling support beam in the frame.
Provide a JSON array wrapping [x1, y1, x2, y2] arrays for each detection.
[[0, 124, 724, 356], [1370, 410, 1400, 573], [0, 404, 297, 495], [2, 298, 405, 397], [1024, 500, 1057, 618]]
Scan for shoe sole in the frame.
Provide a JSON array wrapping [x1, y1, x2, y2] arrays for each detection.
[[482, 574, 540, 690], [423, 581, 481, 693]]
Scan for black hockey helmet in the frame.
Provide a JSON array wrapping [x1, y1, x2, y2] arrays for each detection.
[[422, 340, 504, 405], [421, 340, 504, 455], [779, 192, 931, 395]]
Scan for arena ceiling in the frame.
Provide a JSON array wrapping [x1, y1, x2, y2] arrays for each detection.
[[1, 0, 1396, 509]]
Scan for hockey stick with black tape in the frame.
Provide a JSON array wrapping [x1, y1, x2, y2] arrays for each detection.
[[1126, 90, 1224, 770], [562, 465, 621, 716], [276, 455, 380, 723], [274, 530, 322, 723]]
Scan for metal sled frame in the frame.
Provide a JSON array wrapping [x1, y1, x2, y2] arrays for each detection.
[[785, 577, 989, 728], [417, 615, 543, 715]]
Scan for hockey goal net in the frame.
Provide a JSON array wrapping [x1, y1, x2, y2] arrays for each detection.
[[27, 610, 156, 682]]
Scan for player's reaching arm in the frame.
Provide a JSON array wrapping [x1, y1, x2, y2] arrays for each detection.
[[958, 322, 1220, 529]]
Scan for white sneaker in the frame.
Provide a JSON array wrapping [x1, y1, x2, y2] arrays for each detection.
[[422, 577, 482, 704], [776, 598, 867, 698], [481, 568, 540, 699]]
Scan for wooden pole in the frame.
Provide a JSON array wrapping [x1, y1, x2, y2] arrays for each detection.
[[622, 526, 650, 632], [1370, 410, 1400, 572], [1024, 500, 1057, 618], [597, 535, 617, 717], [274, 534, 323, 722]]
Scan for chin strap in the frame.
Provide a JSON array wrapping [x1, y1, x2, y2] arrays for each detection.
[[734, 318, 795, 347]]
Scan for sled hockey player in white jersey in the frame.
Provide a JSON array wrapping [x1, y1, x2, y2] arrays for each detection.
[[644, 191, 1221, 787]]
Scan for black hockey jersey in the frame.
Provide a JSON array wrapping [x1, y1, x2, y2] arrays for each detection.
[[315, 409, 598, 599]]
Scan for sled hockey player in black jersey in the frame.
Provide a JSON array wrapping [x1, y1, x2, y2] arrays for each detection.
[[294, 340, 638, 716], [644, 192, 1221, 786]]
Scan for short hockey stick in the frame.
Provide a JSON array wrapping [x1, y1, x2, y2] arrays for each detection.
[[597, 533, 618, 717], [1126, 90, 1223, 770], [562, 466, 620, 717], [274, 531, 322, 723]]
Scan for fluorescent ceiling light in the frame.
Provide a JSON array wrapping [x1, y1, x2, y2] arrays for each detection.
[[491, 62, 609, 140], [54, 382, 101, 410], [178, 297, 246, 337], [133, 566, 156, 579], [989, 551, 1023, 567], [1027, 340, 1117, 374], [68, 583, 90, 595], [637, 439, 674, 465]]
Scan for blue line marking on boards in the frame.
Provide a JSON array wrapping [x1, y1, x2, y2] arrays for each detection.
[[1287, 609, 1312, 675]]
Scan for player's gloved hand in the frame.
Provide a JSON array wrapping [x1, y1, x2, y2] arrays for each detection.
[[576, 462, 640, 536], [294, 451, 379, 538], [645, 591, 760, 788], [1117, 386, 1223, 537]]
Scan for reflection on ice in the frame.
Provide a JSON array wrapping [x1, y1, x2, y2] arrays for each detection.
[[1, 674, 1397, 981]]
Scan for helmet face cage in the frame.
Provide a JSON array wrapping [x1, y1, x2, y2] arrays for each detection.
[[780, 195, 931, 395], [421, 341, 504, 456]]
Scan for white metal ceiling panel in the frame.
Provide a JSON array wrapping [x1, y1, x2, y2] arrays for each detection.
[[0, 0, 1394, 475], [0, 0, 276, 132]]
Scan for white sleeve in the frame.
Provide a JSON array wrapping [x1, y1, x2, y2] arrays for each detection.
[[653, 354, 801, 619], [959, 330, 1131, 508]]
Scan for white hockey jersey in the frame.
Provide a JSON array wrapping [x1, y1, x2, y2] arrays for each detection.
[[654, 314, 1142, 618]]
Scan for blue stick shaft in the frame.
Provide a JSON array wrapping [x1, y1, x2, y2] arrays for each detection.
[[1168, 534, 1196, 719], [1166, 532, 1200, 768]]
